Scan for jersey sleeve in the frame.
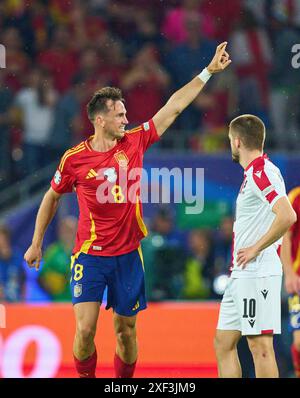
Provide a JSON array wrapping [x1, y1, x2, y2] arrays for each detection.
[[128, 119, 160, 153], [50, 153, 76, 194], [249, 166, 287, 209]]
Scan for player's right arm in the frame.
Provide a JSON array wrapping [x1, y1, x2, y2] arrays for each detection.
[[24, 188, 62, 271], [24, 147, 78, 270]]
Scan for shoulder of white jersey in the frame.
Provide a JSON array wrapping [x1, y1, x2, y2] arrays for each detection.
[[58, 141, 86, 172], [247, 157, 277, 195]]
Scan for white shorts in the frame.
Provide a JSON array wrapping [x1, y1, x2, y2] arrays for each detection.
[[217, 275, 282, 336]]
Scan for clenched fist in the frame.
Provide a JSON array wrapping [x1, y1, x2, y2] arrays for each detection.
[[24, 245, 42, 271]]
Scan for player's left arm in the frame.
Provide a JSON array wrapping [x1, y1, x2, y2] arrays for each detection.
[[152, 42, 231, 137], [237, 197, 297, 268]]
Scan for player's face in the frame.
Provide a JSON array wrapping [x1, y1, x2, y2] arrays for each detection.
[[228, 130, 240, 163], [102, 100, 128, 140]]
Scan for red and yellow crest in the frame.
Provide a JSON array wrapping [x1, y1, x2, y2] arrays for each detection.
[[114, 150, 129, 168]]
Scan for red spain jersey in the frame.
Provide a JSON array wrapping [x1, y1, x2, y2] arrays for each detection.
[[51, 119, 160, 256], [288, 187, 300, 275]]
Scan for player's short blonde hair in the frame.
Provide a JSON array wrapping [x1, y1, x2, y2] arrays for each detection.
[[229, 114, 266, 151], [87, 87, 124, 122]]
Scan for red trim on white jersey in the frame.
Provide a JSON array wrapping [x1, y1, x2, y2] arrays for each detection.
[[266, 190, 278, 204], [261, 329, 273, 335], [251, 154, 279, 204], [245, 153, 268, 171]]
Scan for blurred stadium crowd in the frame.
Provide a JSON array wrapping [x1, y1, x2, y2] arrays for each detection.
[[0, 0, 300, 189]]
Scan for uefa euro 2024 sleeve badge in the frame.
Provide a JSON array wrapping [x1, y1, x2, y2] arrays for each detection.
[[54, 170, 62, 185]]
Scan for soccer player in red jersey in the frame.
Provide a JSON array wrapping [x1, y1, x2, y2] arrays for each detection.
[[24, 43, 231, 378], [281, 187, 300, 377]]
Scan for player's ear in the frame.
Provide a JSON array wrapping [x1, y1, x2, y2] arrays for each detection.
[[235, 137, 241, 149], [95, 114, 105, 128]]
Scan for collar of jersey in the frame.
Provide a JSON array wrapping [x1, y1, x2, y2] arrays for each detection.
[[245, 153, 269, 172], [85, 135, 124, 154]]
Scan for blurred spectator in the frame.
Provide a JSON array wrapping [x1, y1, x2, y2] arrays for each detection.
[[242, 0, 269, 26], [49, 76, 86, 153], [181, 229, 213, 299], [13, 67, 58, 175], [229, 9, 272, 117], [97, 35, 126, 85], [0, 225, 25, 302], [201, 0, 242, 40], [0, 73, 13, 187], [73, 47, 113, 140], [271, 0, 300, 29], [190, 68, 239, 152], [37, 26, 79, 93], [269, 21, 300, 150], [73, 47, 100, 86], [125, 9, 165, 58], [38, 216, 77, 302], [1, 27, 30, 92], [69, 1, 107, 50], [165, 12, 216, 131], [142, 206, 186, 301], [121, 44, 170, 125], [162, 0, 215, 45]]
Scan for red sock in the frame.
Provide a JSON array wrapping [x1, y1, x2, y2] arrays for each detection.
[[291, 345, 300, 377], [74, 350, 97, 378], [114, 353, 137, 378]]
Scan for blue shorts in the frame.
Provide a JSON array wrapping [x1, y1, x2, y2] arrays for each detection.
[[288, 294, 300, 331], [70, 248, 147, 317]]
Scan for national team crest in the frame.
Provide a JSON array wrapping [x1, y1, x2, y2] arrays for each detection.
[[114, 151, 129, 168], [74, 283, 82, 298]]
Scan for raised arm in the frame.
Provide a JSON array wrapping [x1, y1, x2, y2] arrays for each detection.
[[152, 42, 231, 137], [24, 187, 62, 270]]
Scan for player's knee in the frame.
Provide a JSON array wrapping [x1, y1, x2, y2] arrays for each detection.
[[76, 323, 96, 343], [248, 338, 273, 359], [116, 324, 136, 345], [214, 333, 234, 355]]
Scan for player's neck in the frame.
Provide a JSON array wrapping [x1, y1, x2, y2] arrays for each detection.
[[240, 150, 263, 170], [89, 132, 118, 153]]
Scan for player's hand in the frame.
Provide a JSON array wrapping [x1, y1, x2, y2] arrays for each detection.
[[24, 245, 42, 271], [284, 271, 300, 294], [236, 246, 259, 269], [207, 42, 231, 74]]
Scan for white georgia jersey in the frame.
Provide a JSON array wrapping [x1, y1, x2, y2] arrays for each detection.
[[230, 154, 287, 278]]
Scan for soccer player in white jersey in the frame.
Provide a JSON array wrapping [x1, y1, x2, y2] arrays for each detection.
[[214, 114, 297, 378]]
